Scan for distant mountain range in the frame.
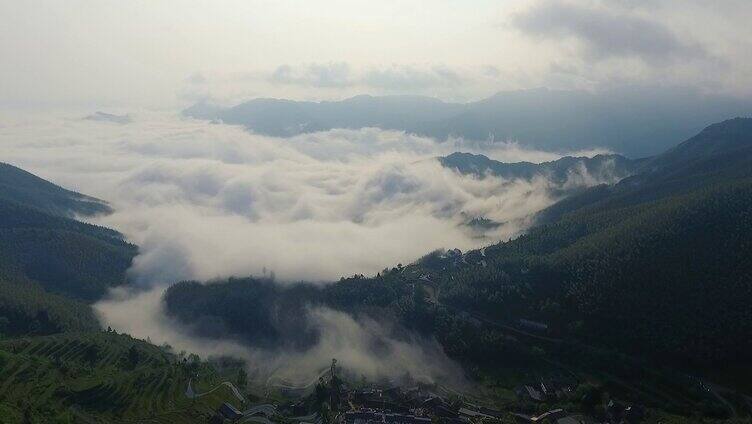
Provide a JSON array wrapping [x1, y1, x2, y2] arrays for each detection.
[[185, 87, 752, 157], [83, 111, 132, 124], [439, 152, 642, 185]]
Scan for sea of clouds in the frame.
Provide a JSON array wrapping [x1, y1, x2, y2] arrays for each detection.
[[0, 111, 616, 386]]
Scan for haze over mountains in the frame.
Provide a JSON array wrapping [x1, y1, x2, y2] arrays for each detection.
[[165, 117, 752, 374], [1, 116, 752, 422], [4, 0, 752, 421], [439, 152, 641, 185], [185, 87, 752, 157]]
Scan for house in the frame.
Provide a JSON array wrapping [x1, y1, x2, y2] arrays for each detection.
[[218, 402, 243, 421], [343, 410, 430, 424], [518, 319, 549, 332], [517, 385, 544, 402], [531, 409, 564, 422], [512, 409, 567, 423], [607, 399, 625, 420], [556, 417, 584, 424], [384, 413, 432, 424], [343, 410, 382, 424], [458, 407, 496, 420]]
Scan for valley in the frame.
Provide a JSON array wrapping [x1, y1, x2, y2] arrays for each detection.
[[2, 118, 751, 422]]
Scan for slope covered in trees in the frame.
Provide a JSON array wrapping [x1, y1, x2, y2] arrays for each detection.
[[0, 164, 136, 301], [0, 198, 136, 301], [0, 279, 99, 338], [536, 117, 752, 224], [0, 162, 111, 218], [439, 152, 641, 184], [0, 332, 240, 423], [164, 118, 752, 368], [0, 164, 243, 422]]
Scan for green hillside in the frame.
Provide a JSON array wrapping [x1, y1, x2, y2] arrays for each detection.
[[0, 163, 135, 301], [3, 119, 752, 421], [0, 279, 98, 338], [430, 118, 752, 365], [0, 332, 242, 424], [537, 117, 752, 224], [439, 152, 640, 184], [0, 164, 242, 423], [0, 163, 111, 218], [441, 179, 752, 364], [0, 199, 136, 301], [162, 119, 752, 418]]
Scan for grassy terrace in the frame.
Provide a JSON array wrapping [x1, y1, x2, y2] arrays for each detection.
[[0, 332, 241, 423]]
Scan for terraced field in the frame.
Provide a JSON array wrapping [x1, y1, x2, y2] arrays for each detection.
[[0, 332, 242, 423]]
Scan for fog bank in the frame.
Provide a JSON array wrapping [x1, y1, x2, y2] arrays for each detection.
[[0, 111, 621, 384]]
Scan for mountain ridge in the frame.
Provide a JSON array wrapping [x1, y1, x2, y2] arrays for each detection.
[[164, 117, 752, 369], [0, 165, 136, 301], [185, 88, 752, 156], [439, 151, 642, 185], [0, 162, 112, 218]]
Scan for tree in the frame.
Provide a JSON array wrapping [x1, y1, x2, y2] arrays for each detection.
[[236, 368, 248, 390], [127, 345, 141, 368]]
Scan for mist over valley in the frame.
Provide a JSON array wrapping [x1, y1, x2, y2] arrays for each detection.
[[2, 1, 752, 422]]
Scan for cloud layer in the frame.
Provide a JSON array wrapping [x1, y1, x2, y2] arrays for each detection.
[[0, 111, 620, 383], [513, 1, 706, 64], [0, 112, 615, 284], [95, 287, 466, 387], [2, 1, 751, 109], [267, 63, 464, 92]]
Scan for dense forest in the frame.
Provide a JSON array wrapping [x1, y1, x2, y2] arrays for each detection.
[[0, 165, 241, 423], [165, 118, 752, 368], [0, 168, 136, 301], [0, 163, 111, 218], [439, 152, 641, 184], [0, 279, 99, 337], [2, 118, 752, 422]]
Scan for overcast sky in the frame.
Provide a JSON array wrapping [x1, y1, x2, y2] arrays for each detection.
[[1, 0, 750, 109]]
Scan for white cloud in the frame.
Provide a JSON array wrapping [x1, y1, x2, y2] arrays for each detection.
[[94, 287, 466, 386], [1, 111, 622, 383], [1, 1, 750, 109], [513, 1, 707, 64], [1, 112, 614, 283]]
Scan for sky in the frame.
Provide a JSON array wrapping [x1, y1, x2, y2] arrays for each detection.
[[1, 0, 751, 109], [3, 0, 749, 381]]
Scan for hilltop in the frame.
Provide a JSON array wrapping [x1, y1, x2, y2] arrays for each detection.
[[184, 89, 752, 157]]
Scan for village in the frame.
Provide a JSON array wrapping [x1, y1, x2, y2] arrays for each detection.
[[206, 359, 647, 424]]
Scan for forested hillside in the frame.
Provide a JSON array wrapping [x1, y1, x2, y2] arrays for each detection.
[[0, 332, 238, 423], [0, 279, 99, 337], [0, 166, 243, 423], [428, 118, 752, 365], [0, 199, 136, 301], [0, 163, 111, 218], [0, 164, 134, 353], [0, 165, 136, 302], [439, 152, 641, 184], [536, 117, 752, 224], [165, 118, 752, 369]]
